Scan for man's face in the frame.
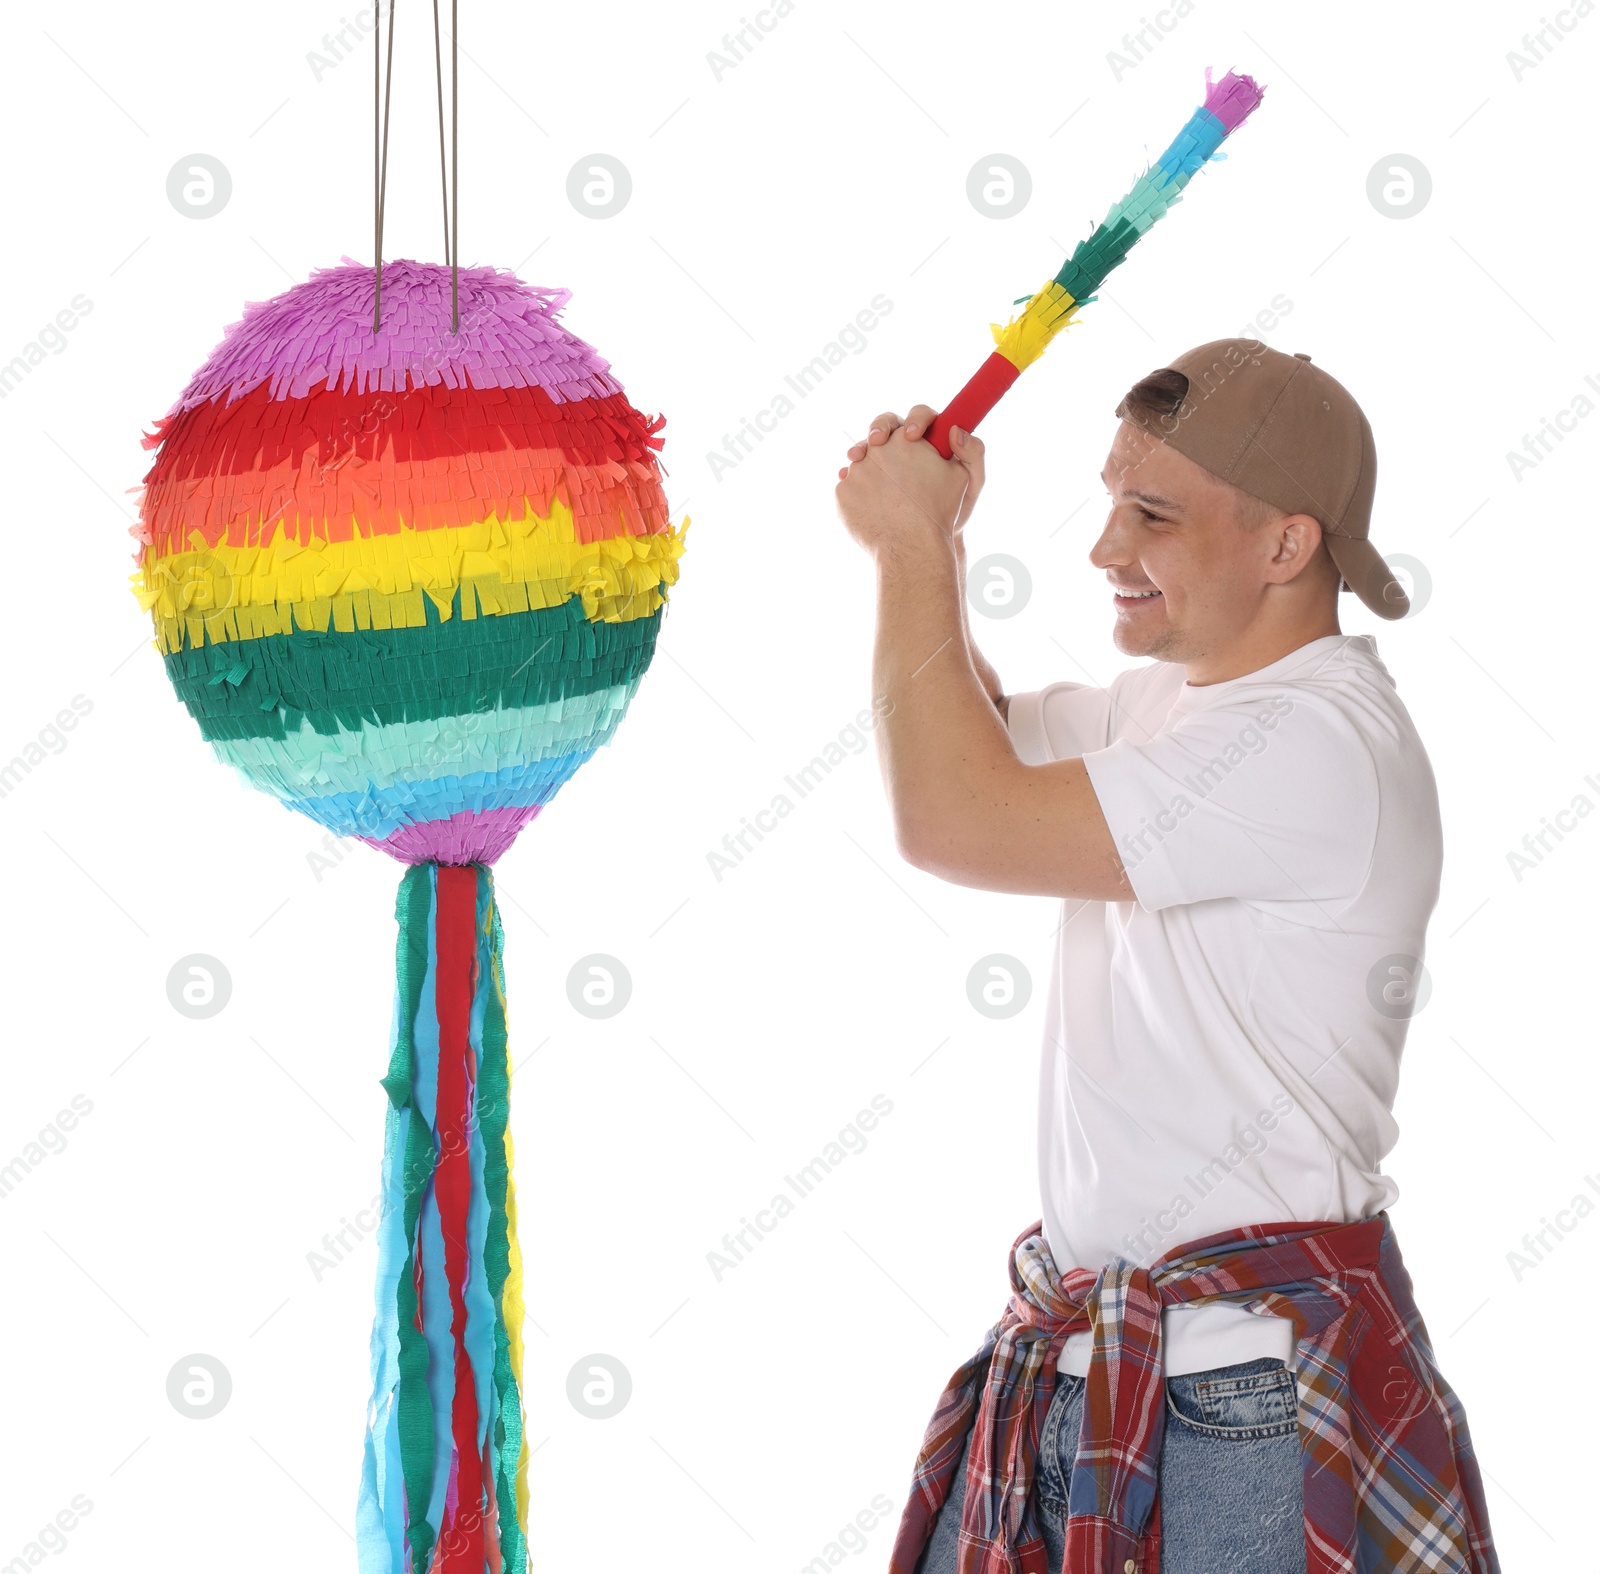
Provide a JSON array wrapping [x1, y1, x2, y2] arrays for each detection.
[[1091, 418, 1297, 664]]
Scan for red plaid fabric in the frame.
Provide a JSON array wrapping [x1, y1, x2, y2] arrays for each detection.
[[887, 1213, 1499, 1574]]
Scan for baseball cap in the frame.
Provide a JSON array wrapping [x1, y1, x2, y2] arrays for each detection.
[[1113, 337, 1408, 620]]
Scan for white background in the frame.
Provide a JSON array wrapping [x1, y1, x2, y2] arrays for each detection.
[[0, 0, 1594, 1568]]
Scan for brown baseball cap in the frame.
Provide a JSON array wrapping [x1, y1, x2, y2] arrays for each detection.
[[1114, 338, 1408, 620]]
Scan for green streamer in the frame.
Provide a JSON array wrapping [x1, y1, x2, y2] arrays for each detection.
[[392, 868, 438, 1571], [382, 866, 432, 1107], [476, 880, 526, 1573]]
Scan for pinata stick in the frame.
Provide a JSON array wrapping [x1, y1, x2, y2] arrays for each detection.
[[924, 67, 1266, 458]]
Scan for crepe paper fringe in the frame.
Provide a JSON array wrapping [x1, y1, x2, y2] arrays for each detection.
[[215, 735, 612, 838], [143, 381, 664, 502], [1048, 67, 1263, 310], [163, 590, 663, 742], [135, 497, 687, 656], [1200, 63, 1265, 132], [991, 281, 1084, 375], [134, 382, 670, 562], [290, 750, 603, 845], [926, 67, 1264, 458], [364, 806, 540, 867], [1005, 68, 1265, 371], [359, 864, 530, 1573], [166, 257, 622, 416], [213, 682, 635, 801]]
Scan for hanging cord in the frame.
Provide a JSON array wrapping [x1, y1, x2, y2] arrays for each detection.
[[372, 0, 460, 336], [431, 0, 450, 269], [373, 0, 398, 332], [372, 0, 379, 327], [435, 0, 459, 331], [451, 0, 459, 332]]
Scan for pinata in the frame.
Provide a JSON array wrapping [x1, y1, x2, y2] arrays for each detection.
[[925, 67, 1267, 456], [131, 256, 686, 1572]]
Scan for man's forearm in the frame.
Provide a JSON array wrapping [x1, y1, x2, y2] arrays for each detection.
[[872, 535, 1019, 861], [952, 531, 1006, 713]]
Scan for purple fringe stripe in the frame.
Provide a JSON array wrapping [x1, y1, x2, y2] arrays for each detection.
[[165, 257, 625, 414], [1202, 66, 1266, 132]]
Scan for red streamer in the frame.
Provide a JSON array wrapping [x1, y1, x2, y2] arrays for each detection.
[[433, 865, 484, 1572]]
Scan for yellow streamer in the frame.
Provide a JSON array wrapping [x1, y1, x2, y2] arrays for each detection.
[[504, 1119, 531, 1538]]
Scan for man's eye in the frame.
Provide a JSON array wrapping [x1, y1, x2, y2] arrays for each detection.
[[1137, 506, 1163, 522]]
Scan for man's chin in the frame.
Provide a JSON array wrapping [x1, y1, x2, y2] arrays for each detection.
[[1111, 617, 1174, 659]]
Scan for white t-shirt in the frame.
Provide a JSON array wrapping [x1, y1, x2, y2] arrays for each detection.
[[1005, 634, 1441, 1376]]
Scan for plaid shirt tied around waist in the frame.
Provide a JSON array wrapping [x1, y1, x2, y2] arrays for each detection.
[[887, 1213, 1499, 1574]]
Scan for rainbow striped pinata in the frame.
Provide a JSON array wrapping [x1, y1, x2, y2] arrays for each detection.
[[131, 257, 687, 1572]]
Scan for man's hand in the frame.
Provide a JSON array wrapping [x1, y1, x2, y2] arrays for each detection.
[[834, 404, 986, 556]]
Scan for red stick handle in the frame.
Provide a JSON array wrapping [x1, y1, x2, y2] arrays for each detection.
[[924, 351, 1022, 457]]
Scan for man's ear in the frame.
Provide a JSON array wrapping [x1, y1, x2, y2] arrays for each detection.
[[1270, 513, 1328, 585]]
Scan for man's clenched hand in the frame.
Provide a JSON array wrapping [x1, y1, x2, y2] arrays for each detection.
[[834, 403, 986, 557]]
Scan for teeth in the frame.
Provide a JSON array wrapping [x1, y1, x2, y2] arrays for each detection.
[[1116, 588, 1160, 598]]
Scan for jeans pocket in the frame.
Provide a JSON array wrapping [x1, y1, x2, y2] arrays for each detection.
[[1165, 1358, 1298, 1439]]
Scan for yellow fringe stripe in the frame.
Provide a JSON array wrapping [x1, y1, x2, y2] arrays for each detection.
[[990, 280, 1084, 374], [131, 494, 689, 654]]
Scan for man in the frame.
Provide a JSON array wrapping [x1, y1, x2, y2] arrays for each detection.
[[833, 340, 1498, 1573]]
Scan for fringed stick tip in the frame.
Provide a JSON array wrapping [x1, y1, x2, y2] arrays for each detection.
[[1202, 66, 1266, 132]]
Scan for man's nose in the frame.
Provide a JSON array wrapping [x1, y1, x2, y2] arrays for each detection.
[[1088, 511, 1130, 570]]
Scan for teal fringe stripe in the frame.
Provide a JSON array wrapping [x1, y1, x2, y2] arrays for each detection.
[[1052, 105, 1236, 307]]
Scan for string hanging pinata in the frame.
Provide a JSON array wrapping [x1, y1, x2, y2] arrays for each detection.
[[924, 66, 1267, 456], [131, 255, 686, 1570]]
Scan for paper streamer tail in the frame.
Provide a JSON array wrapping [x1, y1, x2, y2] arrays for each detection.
[[358, 862, 530, 1574]]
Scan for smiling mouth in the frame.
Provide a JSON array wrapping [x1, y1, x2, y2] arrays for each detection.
[[1112, 586, 1162, 606]]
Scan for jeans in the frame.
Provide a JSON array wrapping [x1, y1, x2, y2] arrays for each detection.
[[914, 1357, 1307, 1574]]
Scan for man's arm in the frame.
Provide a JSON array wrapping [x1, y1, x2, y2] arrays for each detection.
[[835, 407, 1131, 902], [951, 527, 1009, 721]]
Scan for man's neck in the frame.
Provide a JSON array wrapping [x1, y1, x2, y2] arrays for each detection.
[[1183, 616, 1343, 686]]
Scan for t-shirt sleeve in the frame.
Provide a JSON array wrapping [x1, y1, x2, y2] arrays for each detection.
[[1007, 681, 1115, 766], [1080, 691, 1381, 914]]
